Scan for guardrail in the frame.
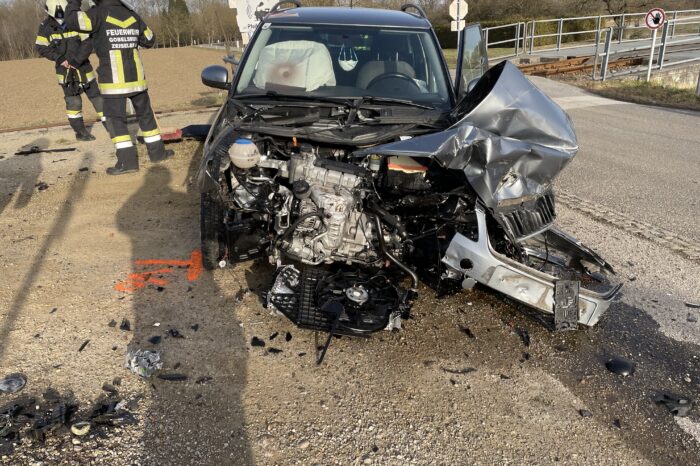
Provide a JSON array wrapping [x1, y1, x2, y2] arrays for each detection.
[[593, 15, 700, 81], [482, 8, 700, 60]]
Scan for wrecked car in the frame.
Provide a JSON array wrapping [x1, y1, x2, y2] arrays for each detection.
[[196, 2, 622, 346]]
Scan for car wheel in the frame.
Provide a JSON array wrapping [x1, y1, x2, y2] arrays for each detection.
[[200, 192, 224, 270]]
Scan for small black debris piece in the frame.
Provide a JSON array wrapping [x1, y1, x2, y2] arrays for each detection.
[[78, 167, 89, 172], [441, 367, 476, 375], [191, 324, 199, 332], [102, 383, 118, 395], [157, 373, 188, 382], [78, 340, 90, 352], [500, 374, 511, 380], [49, 307, 58, 314], [268, 348, 283, 354], [449, 378, 457, 385], [36, 182, 49, 191], [298, 352, 306, 357], [195, 376, 213, 385], [605, 357, 635, 377], [112, 377, 122, 386], [168, 329, 184, 339], [269, 332, 279, 341], [612, 419, 622, 429], [522, 352, 531, 361], [119, 319, 131, 332], [108, 319, 117, 328], [515, 328, 530, 347], [685, 302, 700, 309], [156, 286, 165, 292], [43, 388, 60, 402], [112, 346, 118, 351], [235, 287, 247, 302], [173, 362, 181, 370], [372, 445, 379, 453], [579, 409, 593, 418], [688, 314, 698, 323], [148, 336, 162, 345], [251, 337, 266, 347], [285, 331, 293, 342], [458, 325, 475, 339], [654, 393, 693, 417]]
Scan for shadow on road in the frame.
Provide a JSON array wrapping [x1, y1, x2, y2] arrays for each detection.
[[0, 137, 47, 217], [115, 162, 251, 464]]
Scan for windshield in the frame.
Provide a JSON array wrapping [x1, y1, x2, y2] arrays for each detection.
[[236, 24, 451, 110]]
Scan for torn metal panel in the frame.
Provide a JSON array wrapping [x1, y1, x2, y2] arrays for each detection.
[[364, 61, 578, 210]]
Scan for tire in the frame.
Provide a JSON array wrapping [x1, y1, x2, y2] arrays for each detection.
[[200, 192, 224, 270]]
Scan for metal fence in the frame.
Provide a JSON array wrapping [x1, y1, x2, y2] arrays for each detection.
[[483, 8, 700, 64]]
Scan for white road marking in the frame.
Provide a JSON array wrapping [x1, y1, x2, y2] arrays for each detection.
[[554, 95, 631, 110]]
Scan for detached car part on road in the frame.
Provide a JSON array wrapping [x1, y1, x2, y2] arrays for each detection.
[[196, 3, 622, 346]]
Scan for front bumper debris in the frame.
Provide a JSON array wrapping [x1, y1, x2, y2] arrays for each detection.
[[442, 208, 622, 326]]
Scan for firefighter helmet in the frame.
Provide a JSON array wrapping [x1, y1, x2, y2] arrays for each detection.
[[45, 0, 68, 24]]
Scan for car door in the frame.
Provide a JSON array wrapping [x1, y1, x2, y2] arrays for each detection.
[[454, 24, 488, 103]]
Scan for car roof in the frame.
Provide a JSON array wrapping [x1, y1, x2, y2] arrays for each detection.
[[264, 7, 433, 29]]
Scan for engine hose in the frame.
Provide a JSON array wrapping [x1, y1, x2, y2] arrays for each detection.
[[280, 211, 325, 243], [372, 215, 418, 290]]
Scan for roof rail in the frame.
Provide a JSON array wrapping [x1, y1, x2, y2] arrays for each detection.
[[269, 0, 301, 14], [400, 4, 427, 18]]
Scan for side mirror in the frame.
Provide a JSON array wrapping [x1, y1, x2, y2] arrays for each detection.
[[466, 77, 480, 94], [201, 65, 230, 90]]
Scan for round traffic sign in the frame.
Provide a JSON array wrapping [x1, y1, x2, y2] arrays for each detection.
[[645, 8, 666, 30]]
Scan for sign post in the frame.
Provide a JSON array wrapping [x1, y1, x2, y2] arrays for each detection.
[[644, 8, 666, 82], [449, 0, 468, 46]]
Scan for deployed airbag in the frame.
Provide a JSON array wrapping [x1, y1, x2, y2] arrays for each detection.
[[253, 40, 337, 92]]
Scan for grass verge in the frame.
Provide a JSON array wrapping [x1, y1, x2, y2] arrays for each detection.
[[577, 79, 700, 112]]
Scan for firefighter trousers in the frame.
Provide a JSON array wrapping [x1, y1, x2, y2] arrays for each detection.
[[63, 80, 105, 134], [103, 91, 167, 170]]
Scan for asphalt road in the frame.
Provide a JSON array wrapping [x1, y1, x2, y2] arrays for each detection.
[[531, 77, 700, 244]]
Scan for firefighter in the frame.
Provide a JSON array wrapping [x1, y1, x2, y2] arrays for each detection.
[[36, 0, 105, 142], [64, 0, 172, 175]]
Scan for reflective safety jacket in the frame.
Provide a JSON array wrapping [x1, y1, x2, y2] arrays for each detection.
[[36, 16, 96, 86], [65, 0, 155, 96]]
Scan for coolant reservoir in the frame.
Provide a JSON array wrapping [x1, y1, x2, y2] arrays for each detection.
[[229, 138, 260, 169]]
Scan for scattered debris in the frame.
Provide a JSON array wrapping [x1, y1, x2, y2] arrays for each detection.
[[500, 374, 511, 380], [605, 357, 635, 376], [515, 328, 530, 347], [298, 352, 306, 357], [458, 325, 475, 339], [153, 322, 161, 327], [78, 167, 89, 172], [168, 329, 184, 339], [49, 307, 58, 314], [119, 318, 131, 332], [125, 349, 162, 378], [235, 287, 248, 302], [101, 384, 118, 395], [268, 348, 283, 354], [270, 332, 279, 340], [70, 421, 91, 437], [579, 409, 593, 418], [612, 419, 622, 429], [36, 182, 49, 191], [685, 302, 700, 309], [157, 373, 188, 382], [0, 374, 27, 394], [148, 336, 162, 345], [521, 352, 531, 362], [108, 319, 117, 328], [251, 337, 266, 347], [441, 367, 476, 375], [286, 331, 293, 342], [687, 314, 698, 323], [654, 393, 693, 417], [195, 376, 213, 385], [112, 377, 122, 386], [173, 362, 181, 370], [191, 324, 199, 331], [15, 146, 76, 156], [78, 340, 90, 352]]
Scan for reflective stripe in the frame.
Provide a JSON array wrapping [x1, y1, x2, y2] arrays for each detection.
[[115, 141, 134, 150], [144, 27, 154, 41], [67, 110, 81, 115], [57, 74, 66, 84], [97, 112, 104, 117], [77, 12, 93, 31], [112, 135, 132, 144], [67, 113, 83, 119], [35, 36, 49, 46], [109, 50, 122, 83], [133, 49, 144, 82], [101, 116, 107, 122], [106, 16, 137, 28], [86, 71, 96, 81], [79, 33, 90, 41], [99, 81, 148, 95], [141, 129, 160, 138], [143, 135, 162, 144]]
